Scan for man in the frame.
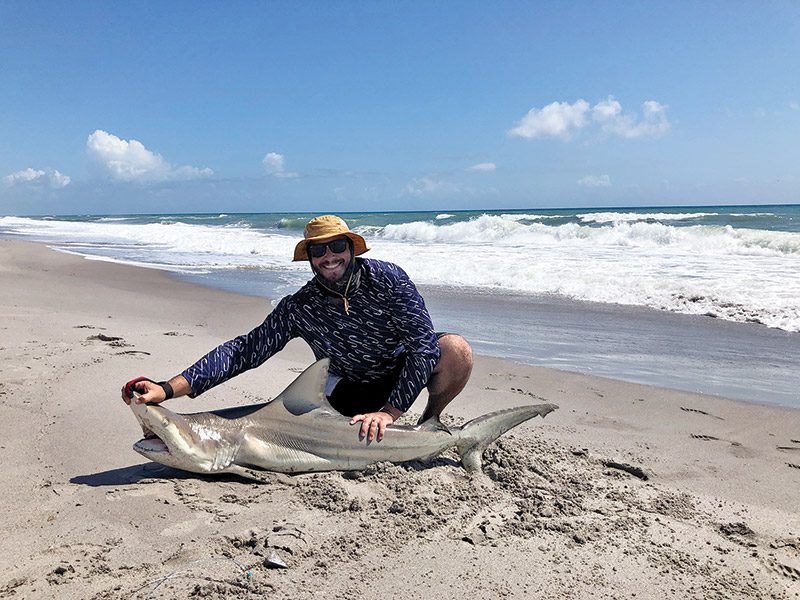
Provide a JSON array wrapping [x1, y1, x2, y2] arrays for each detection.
[[122, 215, 473, 443]]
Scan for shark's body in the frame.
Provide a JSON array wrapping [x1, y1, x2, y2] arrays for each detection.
[[130, 359, 557, 481]]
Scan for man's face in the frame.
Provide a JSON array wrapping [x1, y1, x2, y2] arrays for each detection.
[[309, 236, 351, 284]]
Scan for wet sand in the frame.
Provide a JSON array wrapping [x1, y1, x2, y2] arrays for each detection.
[[420, 286, 800, 408], [0, 239, 798, 599]]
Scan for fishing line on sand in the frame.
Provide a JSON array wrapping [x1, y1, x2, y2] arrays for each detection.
[[132, 556, 253, 598]]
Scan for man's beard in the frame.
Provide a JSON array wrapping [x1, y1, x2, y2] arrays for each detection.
[[311, 251, 355, 292]]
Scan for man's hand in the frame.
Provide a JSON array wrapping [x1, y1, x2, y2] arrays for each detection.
[[121, 377, 167, 405], [350, 411, 396, 442]]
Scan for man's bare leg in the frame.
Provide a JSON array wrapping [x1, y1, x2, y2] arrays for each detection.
[[418, 334, 474, 424]]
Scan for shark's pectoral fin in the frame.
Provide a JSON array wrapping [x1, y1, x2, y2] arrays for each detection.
[[416, 416, 452, 435], [225, 465, 294, 485]]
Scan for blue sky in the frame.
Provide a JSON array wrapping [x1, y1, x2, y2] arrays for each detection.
[[1, 1, 799, 215]]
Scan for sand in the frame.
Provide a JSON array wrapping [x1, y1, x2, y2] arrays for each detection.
[[0, 239, 798, 599]]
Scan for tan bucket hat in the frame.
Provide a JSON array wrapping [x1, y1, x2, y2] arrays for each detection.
[[292, 215, 370, 261]]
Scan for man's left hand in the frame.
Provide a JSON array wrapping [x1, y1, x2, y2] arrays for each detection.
[[350, 411, 395, 442]]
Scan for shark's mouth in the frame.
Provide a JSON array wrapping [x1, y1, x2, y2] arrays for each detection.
[[133, 427, 170, 455], [134, 437, 169, 453]]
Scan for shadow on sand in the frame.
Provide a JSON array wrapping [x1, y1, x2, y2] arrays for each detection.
[[70, 463, 191, 487], [71, 456, 460, 487]]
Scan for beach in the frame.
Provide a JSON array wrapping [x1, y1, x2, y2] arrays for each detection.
[[1, 238, 798, 599]]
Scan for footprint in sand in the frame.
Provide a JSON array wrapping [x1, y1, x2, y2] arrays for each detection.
[[771, 538, 800, 552], [160, 516, 216, 537], [691, 433, 740, 446], [690, 434, 754, 458], [86, 333, 123, 342], [86, 333, 132, 349], [681, 407, 724, 420], [510, 387, 548, 401], [768, 559, 800, 581]]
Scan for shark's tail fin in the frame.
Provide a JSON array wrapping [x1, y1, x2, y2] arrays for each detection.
[[455, 403, 558, 473]]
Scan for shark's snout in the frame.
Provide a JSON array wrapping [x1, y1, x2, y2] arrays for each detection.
[[129, 394, 235, 474], [130, 397, 186, 458]]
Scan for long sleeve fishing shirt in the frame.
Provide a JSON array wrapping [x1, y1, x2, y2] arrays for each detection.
[[181, 258, 441, 413]]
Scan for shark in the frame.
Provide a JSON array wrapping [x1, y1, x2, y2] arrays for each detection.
[[130, 359, 557, 481]]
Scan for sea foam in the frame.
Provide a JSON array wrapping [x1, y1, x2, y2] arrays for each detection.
[[2, 211, 799, 332]]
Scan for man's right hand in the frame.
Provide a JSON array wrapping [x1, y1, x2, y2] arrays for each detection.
[[121, 377, 167, 405]]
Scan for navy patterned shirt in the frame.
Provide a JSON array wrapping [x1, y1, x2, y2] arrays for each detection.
[[181, 258, 441, 412]]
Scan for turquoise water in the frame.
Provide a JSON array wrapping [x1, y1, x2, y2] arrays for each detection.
[[26, 204, 800, 232]]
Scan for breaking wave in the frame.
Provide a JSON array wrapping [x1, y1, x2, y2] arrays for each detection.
[[2, 208, 799, 332]]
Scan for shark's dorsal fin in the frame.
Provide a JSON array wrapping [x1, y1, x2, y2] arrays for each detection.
[[205, 359, 336, 420], [277, 358, 335, 416]]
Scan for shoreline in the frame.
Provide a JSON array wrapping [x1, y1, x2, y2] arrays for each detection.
[[1, 238, 798, 599]]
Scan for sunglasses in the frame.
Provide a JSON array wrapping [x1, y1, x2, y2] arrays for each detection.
[[307, 238, 349, 258]]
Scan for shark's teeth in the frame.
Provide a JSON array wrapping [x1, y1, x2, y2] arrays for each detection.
[[134, 438, 169, 454]]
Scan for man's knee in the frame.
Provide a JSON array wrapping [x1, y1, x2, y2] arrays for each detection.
[[424, 335, 473, 417], [436, 334, 474, 377]]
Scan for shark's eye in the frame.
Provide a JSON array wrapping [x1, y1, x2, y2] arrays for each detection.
[[161, 418, 169, 428]]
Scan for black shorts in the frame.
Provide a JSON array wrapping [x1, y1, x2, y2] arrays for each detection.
[[327, 372, 399, 417], [327, 332, 452, 417]]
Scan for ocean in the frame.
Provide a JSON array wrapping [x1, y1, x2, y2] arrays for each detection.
[[2, 205, 799, 408]]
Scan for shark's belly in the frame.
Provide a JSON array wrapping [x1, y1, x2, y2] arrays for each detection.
[[237, 427, 456, 473]]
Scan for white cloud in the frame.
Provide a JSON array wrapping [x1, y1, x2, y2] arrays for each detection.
[[49, 170, 71, 188], [86, 130, 213, 182], [4, 168, 45, 185], [509, 97, 670, 140], [577, 174, 612, 188], [592, 98, 622, 121], [263, 152, 284, 172], [467, 162, 497, 172], [508, 100, 590, 139], [263, 151, 298, 178], [600, 100, 671, 138], [789, 101, 800, 111], [3, 167, 71, 188]]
